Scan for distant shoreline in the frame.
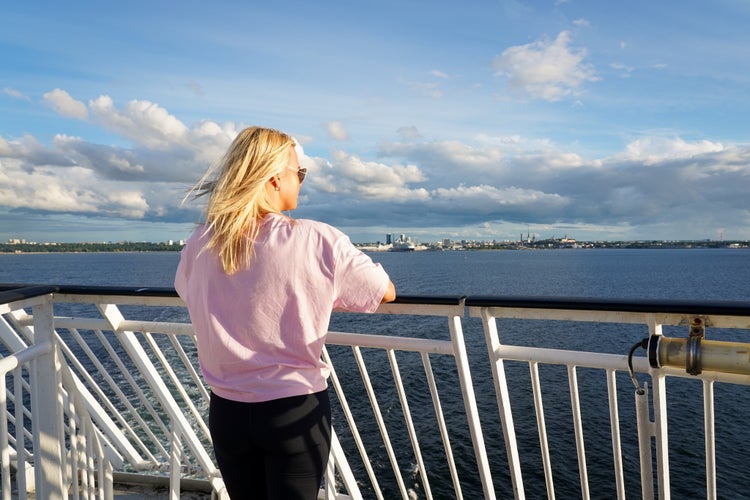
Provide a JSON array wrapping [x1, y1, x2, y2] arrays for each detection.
[[0, 242, 184, 254], [1, 239, 747, 254]]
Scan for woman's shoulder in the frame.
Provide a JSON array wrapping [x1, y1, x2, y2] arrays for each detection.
[[264, 214, 351, 247], [294, 218, 346, 240], [183, 225, 209, 248]]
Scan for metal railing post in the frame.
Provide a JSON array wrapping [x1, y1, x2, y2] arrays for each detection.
[[479, 307, 525, 499], [648, 315, 671, 500], [635, 382, 655, 500], [30, 294, 65, 498], [448, 311, 496, 499]]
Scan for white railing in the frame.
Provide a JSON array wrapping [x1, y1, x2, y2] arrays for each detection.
[[1, 286, 749, 499], [0, 287, 113, 500], [467, 296, 750, 500]]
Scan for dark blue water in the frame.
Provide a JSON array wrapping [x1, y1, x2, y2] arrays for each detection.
[[2, 248, 749, 300], [2, 248, 749, 498]]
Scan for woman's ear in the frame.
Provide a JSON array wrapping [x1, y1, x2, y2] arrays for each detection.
[[269, 176, 280, 191]]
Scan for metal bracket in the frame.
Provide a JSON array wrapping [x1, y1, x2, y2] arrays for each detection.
[[685, 316, 705, 375]]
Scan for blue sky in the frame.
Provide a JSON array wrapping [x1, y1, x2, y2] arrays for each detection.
[[2, 0, 749, 243]]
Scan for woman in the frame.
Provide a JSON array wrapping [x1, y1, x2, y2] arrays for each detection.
[[174, 126, 396, 499]]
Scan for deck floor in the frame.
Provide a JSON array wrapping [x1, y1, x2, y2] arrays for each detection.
[[112, 483, 212, 499]]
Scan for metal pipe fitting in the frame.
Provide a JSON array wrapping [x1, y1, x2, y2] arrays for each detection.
[[648, 335, 750, 376]]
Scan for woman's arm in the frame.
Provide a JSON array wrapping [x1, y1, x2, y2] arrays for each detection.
[[381, 280, 396, 303]]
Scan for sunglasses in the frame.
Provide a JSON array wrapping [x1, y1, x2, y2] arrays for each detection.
[[295, 167, 307, 183]]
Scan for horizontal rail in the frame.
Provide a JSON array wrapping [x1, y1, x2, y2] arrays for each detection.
[[0, 341, 53, 375], [4, 283, 749, 315], [466, 295, 750, 316], [0, 285, 59, 305], [327, 331, 455, 355]]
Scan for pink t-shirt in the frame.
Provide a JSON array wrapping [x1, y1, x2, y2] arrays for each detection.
[[174, 213, 390, 403]]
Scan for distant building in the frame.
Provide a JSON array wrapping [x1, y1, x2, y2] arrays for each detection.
[[559, 235, 577, 245]]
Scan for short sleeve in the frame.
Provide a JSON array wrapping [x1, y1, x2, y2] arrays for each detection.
[[332, 236, 390, 313]]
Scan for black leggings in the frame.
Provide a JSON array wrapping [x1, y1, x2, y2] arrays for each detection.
[[209, 390, 332, 499]]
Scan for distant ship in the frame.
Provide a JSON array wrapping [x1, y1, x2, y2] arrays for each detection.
[[390, 236, 416, 251]]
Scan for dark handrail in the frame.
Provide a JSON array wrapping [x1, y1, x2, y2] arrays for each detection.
[[0, 283, 177, 297], [1, 284, 749, 316], [465, 295, 750, 316], [0, 285, 59, 305], [0, 284, 464, 305]]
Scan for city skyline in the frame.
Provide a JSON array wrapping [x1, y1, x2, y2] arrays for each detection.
[[2, 1, 750, 244]]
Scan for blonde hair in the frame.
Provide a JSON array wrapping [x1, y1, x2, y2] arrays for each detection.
[[189, 126, 295, 274]]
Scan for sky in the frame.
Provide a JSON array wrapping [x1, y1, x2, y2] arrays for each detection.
[[1, 0, 749, 244]]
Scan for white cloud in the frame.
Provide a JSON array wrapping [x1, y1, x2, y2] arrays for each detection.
[[513, 150, 587, 171], [0, 153, 173, 221], [325, 121, 349, 141], [106, 191, 149, 218], [186, 120, 239, 164], [493, 31, 598, 101], [0, 161, 101, 213], [43, 88, 88, 119], [615, 137, 724, 165], [89, 95, 188, 149], [434, 185, 567, 211], [309, 151, 429, 201], [3, 88, 29, 101], [0, 134, 75, 166], [380, 140, 504, 172], [3, 88, 750, 241]]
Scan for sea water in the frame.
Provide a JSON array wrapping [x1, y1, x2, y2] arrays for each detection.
[[2, 248, 749, 300]]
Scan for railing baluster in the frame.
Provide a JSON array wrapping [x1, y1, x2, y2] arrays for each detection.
[[0, 367, 11, 500], [13, 367, 29, 499], [323, 346, 380, 499], [143, 331, 210, 440], [635, 382, 655, 499], [648, 317, 672, 500], [530, 361, 555, 500], [68, 393, 82, 499], [167, 333, 210, 403], [421, 351, 463, 499], [61, 326, 163, 461], [480, 308, 525, 499], [567, 365, 590, 498], [352, 345, 410, 498], [387, 349, 432, 499], [169, 419, 182, 500], [448, 312, 496, 499], [704, 380, 716, 500], [606, 369, 626, 500]]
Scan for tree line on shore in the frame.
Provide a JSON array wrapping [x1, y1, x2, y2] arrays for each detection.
[[0, 242, 184, 253], [2, 239, 748, 254]]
